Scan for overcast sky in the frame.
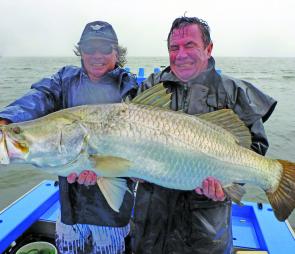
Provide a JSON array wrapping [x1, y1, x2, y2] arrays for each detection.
[[1, 0, 295, 57]]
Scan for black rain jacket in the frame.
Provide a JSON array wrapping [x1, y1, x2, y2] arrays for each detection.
[[132, 57, 277, 254]]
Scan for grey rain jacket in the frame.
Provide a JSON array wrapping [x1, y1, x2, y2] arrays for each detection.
[[0, 65, 138, 227], [132, 57, 277, 254]]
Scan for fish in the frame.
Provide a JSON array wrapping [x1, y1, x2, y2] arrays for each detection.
[[0, 84, 295, 221]]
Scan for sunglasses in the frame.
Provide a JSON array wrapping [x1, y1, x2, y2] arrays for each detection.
[[80, 44, 114, 55]]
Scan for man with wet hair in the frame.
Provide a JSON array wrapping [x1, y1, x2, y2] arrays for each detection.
[[0, 21, 137, 254], [132, 16, 277, 254]]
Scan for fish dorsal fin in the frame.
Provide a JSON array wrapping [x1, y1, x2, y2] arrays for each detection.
[[97, 177, 131, 212], [131, 85, 250, 148], [198, 109, 252, 149], [131, 83, 171, 108]]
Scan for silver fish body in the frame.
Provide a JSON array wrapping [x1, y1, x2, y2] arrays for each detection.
[[0, 103, 282, 190], [83, 103, 282, 193], [0, 85, 295, 220]]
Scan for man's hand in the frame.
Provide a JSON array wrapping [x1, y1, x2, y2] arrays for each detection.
[[195, 176, 225, 201], [130, 178, 145, 183], [67, 170, 97, 186], [0, 119, 11, 125]]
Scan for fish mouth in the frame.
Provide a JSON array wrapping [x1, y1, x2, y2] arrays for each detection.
[[0, 130, 10, 164], [0, 130, 29, 164], [10, 139, 29, 154]]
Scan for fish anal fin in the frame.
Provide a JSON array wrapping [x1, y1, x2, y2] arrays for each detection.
[[224, 183, 246, 205], [90, 155, 132, 177], [266, 159, 295, 221], [97, 177, 130, 212], [198, 109, 252, 149]]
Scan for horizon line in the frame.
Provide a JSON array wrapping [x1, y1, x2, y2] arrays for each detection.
[[1, 55, 295, 58]]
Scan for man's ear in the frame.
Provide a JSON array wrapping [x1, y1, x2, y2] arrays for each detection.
[[115, 49, 119, 64], [206, 42, 213, 58]]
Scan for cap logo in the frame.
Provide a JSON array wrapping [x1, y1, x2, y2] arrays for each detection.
[[90, 24, 104, 31]]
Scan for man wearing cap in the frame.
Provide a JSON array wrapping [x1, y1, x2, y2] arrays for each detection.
[[0, 21, 137, 254]]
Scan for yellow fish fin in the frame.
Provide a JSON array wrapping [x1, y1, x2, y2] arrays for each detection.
[[198, 109, 252, 149], [223, 183, 246, 205], [131, 83, 172, 108], [133, 86, 250, 148], [266, 159, 295, 221], [89, 155, 133, 177], [97, 177, 131, 212]]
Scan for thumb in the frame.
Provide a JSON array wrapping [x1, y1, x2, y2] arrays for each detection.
[[67, 172, 78, 183], [195, 187, 203, 195]]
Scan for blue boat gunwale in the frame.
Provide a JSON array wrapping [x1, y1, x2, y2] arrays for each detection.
[[0, 180, 59, 253], [0, 180, 294, 254]]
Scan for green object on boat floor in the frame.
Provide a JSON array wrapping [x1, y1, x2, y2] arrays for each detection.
[[18, 248, 55, 254], [16, 242, 57, 254]]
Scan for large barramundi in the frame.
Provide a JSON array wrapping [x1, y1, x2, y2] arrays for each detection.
[[0, 84, 295, 221]]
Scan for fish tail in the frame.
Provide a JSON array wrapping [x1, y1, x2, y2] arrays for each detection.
[[266, 159, 295, 221]]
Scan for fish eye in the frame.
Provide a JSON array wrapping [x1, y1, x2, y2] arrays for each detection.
[[12, 126, 21, 134]]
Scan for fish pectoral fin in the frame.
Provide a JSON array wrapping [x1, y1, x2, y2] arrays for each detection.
[[223, 183, 246, 205], [90, 155, 132, 177], [97, 177, 130, 212]]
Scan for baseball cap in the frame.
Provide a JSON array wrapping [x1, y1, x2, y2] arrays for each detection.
[[78, 21, 118, 45]]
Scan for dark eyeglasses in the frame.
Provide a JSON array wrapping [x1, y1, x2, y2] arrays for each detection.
[[80, 44, 114, 55]]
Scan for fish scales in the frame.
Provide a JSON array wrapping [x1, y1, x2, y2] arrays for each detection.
[[1, 83, 295, 221], [81, 104, 282, 191]]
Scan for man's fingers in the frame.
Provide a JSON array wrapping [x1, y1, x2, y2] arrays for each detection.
[[202, 178, 209, 197], [67, 173, 78, 184], [0, 119, 11, 125], [77, 170, 89, 185], [194, 187, 203, 195], [85, 171, 97, 186], [207, 177, 216, 200], [77, 170, 97, 185], [214, 180, 225, 201], [131, 177, 145, 183], [199, 176, 225, 201], [67, 170, 98, 185], [90, 171, 97, 184]]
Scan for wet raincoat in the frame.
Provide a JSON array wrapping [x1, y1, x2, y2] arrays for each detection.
[[0, 65, 138, 227], [132, 57, 277, 254]]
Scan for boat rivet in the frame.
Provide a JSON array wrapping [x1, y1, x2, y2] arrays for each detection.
[[0, 219, 3, 223], [257, 203, 263, 210]]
